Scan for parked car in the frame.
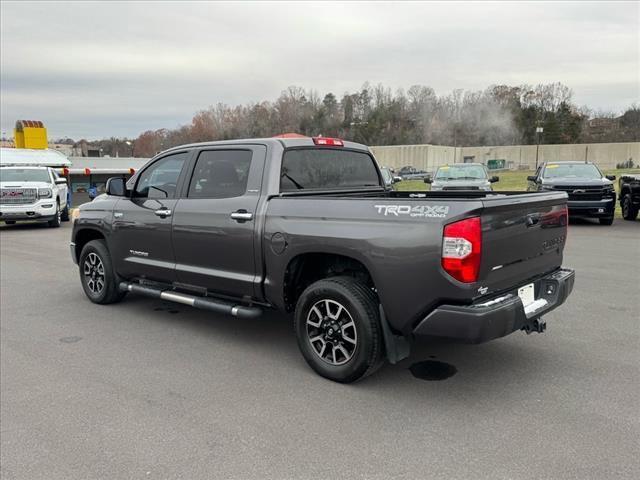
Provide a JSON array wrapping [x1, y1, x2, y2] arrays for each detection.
[[71, 136, 574, 383], [398, 165, 429, 180], [0, 165, 69, 227], [619, 174, 640, 221], [527, 161, 616, 225], [425, 163, 499, 191], [380, 167, 402, 188]]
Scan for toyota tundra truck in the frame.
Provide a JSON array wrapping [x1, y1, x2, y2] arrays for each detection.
[[70, 137, 575, 383]]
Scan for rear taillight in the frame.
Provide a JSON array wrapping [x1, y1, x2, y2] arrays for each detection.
[[561, 205, 568, 241], [561, 205, 568, 226], [442, 216, 482, 283], [312, 136, 344, 146]]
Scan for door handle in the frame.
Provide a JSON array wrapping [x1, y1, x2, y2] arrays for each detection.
[[154, 208, 172, 218], [230, 210, 253, 222]]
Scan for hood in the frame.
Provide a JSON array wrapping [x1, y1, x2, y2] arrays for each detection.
[[432, 178, 490, 187], [541, 177, 612, 187], [0, 181, 51, 189]]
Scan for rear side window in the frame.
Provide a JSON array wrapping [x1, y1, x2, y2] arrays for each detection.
[[188, 150, 252, 199], [280, 149, 380, 191]]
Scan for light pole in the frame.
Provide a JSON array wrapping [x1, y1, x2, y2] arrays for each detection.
[[125, 140, 134, 157], [535, 125, 544, 169]]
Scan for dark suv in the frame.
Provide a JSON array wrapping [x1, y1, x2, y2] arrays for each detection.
[[527, 161, 616, 225]]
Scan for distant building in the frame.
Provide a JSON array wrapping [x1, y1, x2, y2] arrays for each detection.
[[64, 156, 149, 205]]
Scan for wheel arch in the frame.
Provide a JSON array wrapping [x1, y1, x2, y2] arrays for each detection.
[[283, 252, 376, 312], [74, 228, 107, 260], [620, 186, 631, 198]]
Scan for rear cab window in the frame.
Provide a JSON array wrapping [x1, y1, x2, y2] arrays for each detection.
[[280, 148, 381, 191]]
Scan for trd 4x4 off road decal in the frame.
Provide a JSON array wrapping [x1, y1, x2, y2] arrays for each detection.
[[374, 204, 449, 218]]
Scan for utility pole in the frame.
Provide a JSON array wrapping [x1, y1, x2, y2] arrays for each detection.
[[535, 125, 544, 169]]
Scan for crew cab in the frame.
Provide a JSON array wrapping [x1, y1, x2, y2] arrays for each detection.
[[425, 163, 499, 191], [619, 174, 640, 221], [70, 137, 575, 382], [527, 161, 616, 225], [1, 165, 69, 227]]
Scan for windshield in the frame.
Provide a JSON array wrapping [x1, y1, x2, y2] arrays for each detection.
[[0, 168, 50, 183], [435, 165, 487, 180], [281, 148, 381, 191], [542, 163, 602, 179]]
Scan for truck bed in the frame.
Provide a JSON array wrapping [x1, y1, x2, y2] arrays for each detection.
[[263, 189, 568, 335]]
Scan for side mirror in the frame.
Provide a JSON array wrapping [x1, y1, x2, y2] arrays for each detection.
[[606, 175, 616, 181], [527, 175, 537, 182], [55, 177, 68, 185], [393, 176, 402, 183], [490, 176, 499, 183], [106, 177, 126, 196], [424, 177, 433, 184]]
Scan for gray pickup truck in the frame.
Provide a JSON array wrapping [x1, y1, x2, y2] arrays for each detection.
[[71, 136, 575, 383]]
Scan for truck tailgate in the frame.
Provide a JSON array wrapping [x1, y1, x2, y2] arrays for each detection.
[[478, 192, 568, 292]]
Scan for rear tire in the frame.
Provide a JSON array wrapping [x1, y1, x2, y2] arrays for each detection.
[[294, 276, 385, 383], [79, 239, 126, 304], [47, 201, 61, 228], [622, 194, 639, 221], [599, 216, 614, 226]]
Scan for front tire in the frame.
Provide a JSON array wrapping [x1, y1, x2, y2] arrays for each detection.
[[599, 216, 614, 226], [622, 194, 639, 221], [61, 204, 70, 221], [294, 276, 384, 383], [47, 201, 61, 228], [79, 239, 126, 304]]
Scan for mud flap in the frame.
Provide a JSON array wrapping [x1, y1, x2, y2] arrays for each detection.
[[379, 305, 410, 364]]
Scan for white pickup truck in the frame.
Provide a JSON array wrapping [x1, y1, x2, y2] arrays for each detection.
[[0, 165, 70, 227]]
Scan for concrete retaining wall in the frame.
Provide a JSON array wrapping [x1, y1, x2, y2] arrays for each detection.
[[370, 142, 640, 172]]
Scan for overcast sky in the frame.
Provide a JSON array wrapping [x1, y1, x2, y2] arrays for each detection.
[[1, 1, 638, 140]]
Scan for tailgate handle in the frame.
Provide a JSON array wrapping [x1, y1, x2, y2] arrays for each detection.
[[526, 214, 540, 227]]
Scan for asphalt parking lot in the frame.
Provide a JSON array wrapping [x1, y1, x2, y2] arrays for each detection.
[[1, 220, 638, 480]]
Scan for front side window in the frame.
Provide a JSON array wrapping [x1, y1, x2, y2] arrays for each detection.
[[188, 150, 252, 199], [134, 152, 188, 198], [280, 148, 380, 191], [380, 168, 393, 184]]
